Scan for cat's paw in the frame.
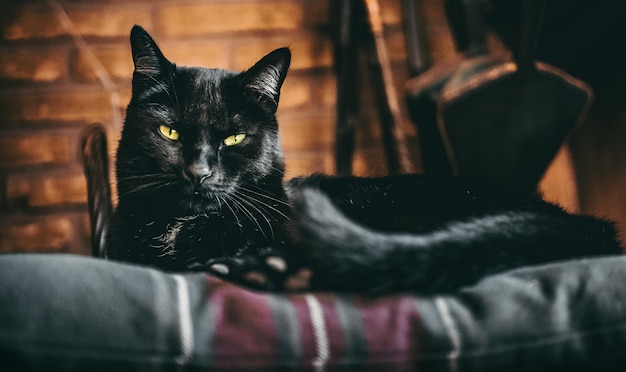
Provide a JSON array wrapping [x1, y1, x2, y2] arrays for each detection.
[[204, 249, 312, 292]]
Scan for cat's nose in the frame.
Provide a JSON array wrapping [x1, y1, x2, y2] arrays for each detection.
[[184, 164, 213, 186]]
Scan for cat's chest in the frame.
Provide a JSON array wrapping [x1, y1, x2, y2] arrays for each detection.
[[123, 211, 276, 264]]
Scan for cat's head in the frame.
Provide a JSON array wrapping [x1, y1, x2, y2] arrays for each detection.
[[116, 25, 290, 214]]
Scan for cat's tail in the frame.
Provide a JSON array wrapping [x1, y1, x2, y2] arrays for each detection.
[[293, 188, 622, 294], [81, 124, 113, 258]]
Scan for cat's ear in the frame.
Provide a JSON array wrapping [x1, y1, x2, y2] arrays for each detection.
[[241, 48, 291, 113], [129, 25, 173, 91]]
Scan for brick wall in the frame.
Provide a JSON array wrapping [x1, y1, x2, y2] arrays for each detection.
[[1, 0, 624, 254]]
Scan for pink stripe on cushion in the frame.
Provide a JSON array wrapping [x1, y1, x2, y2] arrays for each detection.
[[208, 278, 280, 368], [202, 275, 424, 370]]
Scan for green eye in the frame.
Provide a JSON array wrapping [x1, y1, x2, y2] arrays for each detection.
[[159, 125, 179, 141], [223, 133, 246, 147]]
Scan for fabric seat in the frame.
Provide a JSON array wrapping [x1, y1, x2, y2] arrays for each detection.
[[1, 253, 625, 371]]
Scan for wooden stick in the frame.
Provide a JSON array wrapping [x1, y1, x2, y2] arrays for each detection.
[[364, 0, 415, 174]]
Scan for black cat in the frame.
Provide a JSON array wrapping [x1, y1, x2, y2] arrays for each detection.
[[110, 26, 292, 271], [106, 25, 622, 294]]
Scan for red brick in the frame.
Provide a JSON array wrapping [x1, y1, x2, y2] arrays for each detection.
[[311, 72, 337, 108], [1, 6, 63, 40], [71, 47, 134, 82], [278, 114, 334, 153], [0, 135, 71, 168], [306, 0, 399, 28], [67, 7, 151, 38], [156, 2, 303, 37], [160, 42, 230, 70], [232, 37, 333, 71], [70, 41, 237, 84], [0, 216, 73, 252], [284, 152, 333, 178], [232, 42, 291, 71], [284, 146, 392, 178], [2, 6, 151, 40], [0, 90, 113, 123], [0, 47, 68, 82], [277, 74, 312, 110], [304, 0, 330, 26], [6, 174, 88, 208]]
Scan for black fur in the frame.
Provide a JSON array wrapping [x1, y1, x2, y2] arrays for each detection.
[[107, 26, 622, 294], [292, 184, 620, 293]]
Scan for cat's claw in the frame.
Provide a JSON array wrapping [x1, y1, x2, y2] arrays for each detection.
[[265, 256, 287, 273], [205, 250, 311, 292], [208, 262, 230, 275]]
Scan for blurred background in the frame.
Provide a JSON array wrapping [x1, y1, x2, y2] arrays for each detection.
[[0, 0, 625, 255]]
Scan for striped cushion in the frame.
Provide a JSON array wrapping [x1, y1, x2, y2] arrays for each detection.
[[1, 254, 625, 371]]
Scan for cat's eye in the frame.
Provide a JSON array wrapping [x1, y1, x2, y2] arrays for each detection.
[[159, 125, 179, 141], [223, 133, 247, 147]]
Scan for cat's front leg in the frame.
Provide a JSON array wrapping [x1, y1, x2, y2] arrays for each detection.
[[204, 248, 313, 292]]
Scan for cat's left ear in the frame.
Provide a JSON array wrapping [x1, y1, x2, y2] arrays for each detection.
[[241, 48, 291, 113]]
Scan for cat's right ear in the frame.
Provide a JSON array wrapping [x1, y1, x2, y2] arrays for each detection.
[[241, 48, 291, 114], [129, 25, 173, 92]]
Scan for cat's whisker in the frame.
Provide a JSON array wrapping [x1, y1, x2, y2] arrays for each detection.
[[218, 195, 241, 228], [232, 192, 275, 239], [117, 179, 174, 199], [231, 196, 269, 239], [215, 194, 223, 211], [228, 194, 269, 239], [116, 173, 175, 182], [244, 197, 292, 223], [117, 181, 165, 197], [237, 188, 292, 222], [239, 185, 292, 207]]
